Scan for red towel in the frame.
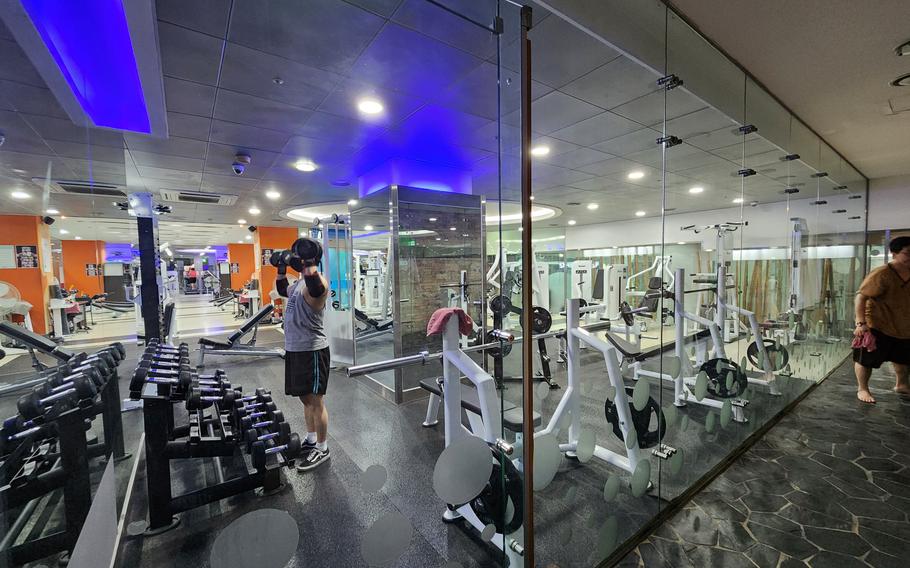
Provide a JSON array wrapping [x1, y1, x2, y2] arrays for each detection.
[[426, 308, 474, 337], [851, 330, 877, 352]]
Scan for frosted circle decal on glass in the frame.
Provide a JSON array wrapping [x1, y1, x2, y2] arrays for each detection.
[[740, 356, 748, 372], [669, 447, 684, 475], [361, 464, 388, 493], [210, 509, 298, 568], [533, 434, 562, 491], [663, 404, 677, 429], [432, 436, 493, 505], [566, 485, 577, 503], [663, 355, 681, 379], [576, 430, 596, 463], [715, 359, 724, 375], [725, 371, 735, 390], [596, 516, 619, 560], [630, 460, 651, 497], [694, 371, 708, 401], [603, 474, 620, 502], [720, 400, 732, 428], [680, 414, 690, 432], [560, 525, 573, 545], [632, 378, 650, 411], [536, 381, 552, 401], [604, 385, 616, 401], [705, 411, 716, 433], [361, 511, 413, 566], [480, 524, 496, 542], [625, 422, 638, 450]]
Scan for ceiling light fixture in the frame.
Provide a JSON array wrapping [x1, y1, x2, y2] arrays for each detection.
[[237, 218, 246, 224], [635, 210, 646, 217], [896, 39, 910, 56], [357, 98, 384, 114], [266, 190, 281, 200], [890, 73, 910, 87], [586, 203, 599, 210], [244, 235, 252, 240], [449, 227, 456, 231], [294, 160, 316, 172], [688, 186, 704, 194], [568, 219, 577, 226], [627, 170, 645, 180], [75, 236, 82, 240], [677, 241, 686, 245], [733, 197, 744, 204], [46, 208, 60, 215], [11, 190, 30, 199], [530, 145, 550, 157], [530, 195, 535, 201], [364, 225, 374, 231], [429, 217, 437, 222], [347, 199, 358, 206], [248, 207, 261, 215], [59, 229, 69, 234]]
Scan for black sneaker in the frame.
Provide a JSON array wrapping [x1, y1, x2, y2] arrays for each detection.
[[301, 438, 316, 455], [296, 447, 330, 472]]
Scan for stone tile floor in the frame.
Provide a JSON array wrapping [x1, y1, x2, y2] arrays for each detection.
[[618, 360, 910, 567]]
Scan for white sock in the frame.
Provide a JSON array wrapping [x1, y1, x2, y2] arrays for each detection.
[[316, 441, 327, 452], [306, 432, 317, 444]]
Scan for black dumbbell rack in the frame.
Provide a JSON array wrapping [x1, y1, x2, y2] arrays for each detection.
[[135, 371, 287, 533], [0, 405, 91, 565]]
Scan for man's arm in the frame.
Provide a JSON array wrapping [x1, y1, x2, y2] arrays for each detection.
[[854, 292, 868, 337], [300, 266, 328, 310], [276, 274, 289, 297]]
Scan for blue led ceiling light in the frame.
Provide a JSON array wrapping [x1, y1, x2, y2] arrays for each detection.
[[19, 0, 150, 132]]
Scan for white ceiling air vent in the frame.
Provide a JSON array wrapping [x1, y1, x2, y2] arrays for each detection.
[[35, 178, 128, 198], [159, 189, 238, 206]]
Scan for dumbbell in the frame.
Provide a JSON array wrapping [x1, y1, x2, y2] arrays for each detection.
[[17, 388, 80, 420], [146, 340, 188, 353], [0, 424, 48, 456], [239, 410, 284, 433], [244, 421, 291, 450], [234, 401, 277, 420], [138, 354, 190, 371], [41, 369, 104, 395], [225, 389, 269, 408], [32, 373, 98, 402], [185, 386, 241, 411], [251, 433, 301, 469], [144, 344, 189, 358], [233, 393, 273, 410]]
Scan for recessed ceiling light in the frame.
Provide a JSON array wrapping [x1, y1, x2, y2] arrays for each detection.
[[347, 199, 358, 206], [586, 203, 599, 210], [59, 229, 69, 234], [266, 190, 281, 200], [627, 170, 645, 180], [357, 98, 384, 114], [891, 73, 910, 87], [46, 208, 60, 215], [11, 190, 30, 199], [429, 217, 437, 222], [568, 219, 577, 226], [237, 218, 247, 224], [733, 197, 744, 204], [435, 237, 442, 241], [449, 227, 456, 231], [705, 248, 714, 252], [294, 160, 316, 172], [364, 225, 374, 231], [530, 145, 550, 157], [688, 186, 704, 194], [248, 207, 261, 215], [529, 195, 535, 201], [244, 235, 252, 240], [75, 236, 82, 240], [635, 210, 646, 217], [677, 241, 686, 245]]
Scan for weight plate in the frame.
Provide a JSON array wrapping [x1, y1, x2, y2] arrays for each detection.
[[489, 295, 512, 316], [746, 339, 790, 371], [700, 358, 748, 399], [604, 386, 666, 449], [484, 330, 512, 359], [531, 306, 552, 334], [470, 447, 524, 535]]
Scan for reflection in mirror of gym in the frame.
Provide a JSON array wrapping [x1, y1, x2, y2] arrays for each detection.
[[1, 1, 907, 567]]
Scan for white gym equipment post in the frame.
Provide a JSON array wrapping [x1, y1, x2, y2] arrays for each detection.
[[627, 255, 674, 295], [318, 214, 356, 366]]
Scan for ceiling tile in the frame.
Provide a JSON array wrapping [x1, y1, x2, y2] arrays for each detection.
[[550, 111, 641, 146], [203, 142, 278, 179], [391, 0, 497, 59], [350, 23, 481, 94], [435, 62, 552, 121], [128, 150, 204, 172], [560, 56, 661, 110], [346, 0, 403, 17], [213, 89, 313, 134], [0, 110, 54, 155], [0, 39, 44, 87], [0, 80, 67, 118], [527, 14, 621, 88], [316, 78, 427, 126], [540, 146, 614, 170], [229, 0, 385, 74], [296, 111, 388, 148], [158, 22, 223, 85], [19, 113, 125, 148], [592, 128, 661, 156], [505, 91, 603, 134], [665, 107, 737, 140], [124, 133, 207, 159], [135, 165, 203, 186], [44, 140, 125, 163], [164, 77, 216, 117], [156, 0, 232, 37], [611, 89, 707, 127], [219, 42, 341, 109], [166, 112, 212, 140], [210, 119, 292, 153]]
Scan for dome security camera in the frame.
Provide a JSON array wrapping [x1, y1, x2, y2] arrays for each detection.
[[232, 153, 251, 176]]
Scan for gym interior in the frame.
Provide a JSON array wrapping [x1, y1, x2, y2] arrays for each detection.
[[0, 1, 908, 567]]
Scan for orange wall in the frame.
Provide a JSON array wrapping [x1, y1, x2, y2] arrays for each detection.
[[253, 227, 299, 301], [0, 215, 53, 334], [62, 240, 105, 296], [227, 243, 255, 290]]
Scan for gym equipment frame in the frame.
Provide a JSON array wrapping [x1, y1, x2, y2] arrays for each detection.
[[197, 304, 284, 366]]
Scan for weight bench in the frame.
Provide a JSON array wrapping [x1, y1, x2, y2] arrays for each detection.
[[0, 321, 74, 368], [354, 307, 393, 340], [419, 377, 541, 433], [197, 304, 284, 366]]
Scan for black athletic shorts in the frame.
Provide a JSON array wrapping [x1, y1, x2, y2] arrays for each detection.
[[285, 347, 331, 396], [852, 328, 910, 369]]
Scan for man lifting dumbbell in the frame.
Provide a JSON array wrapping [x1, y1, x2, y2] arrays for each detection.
[[273, 237, 331, 471]]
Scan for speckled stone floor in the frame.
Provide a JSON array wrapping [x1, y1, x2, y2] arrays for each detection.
[[618, 361, 910, 568]]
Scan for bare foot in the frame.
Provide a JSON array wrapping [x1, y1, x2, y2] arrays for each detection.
[[857, 390, 876, 403], [894, 384, 910, 396]]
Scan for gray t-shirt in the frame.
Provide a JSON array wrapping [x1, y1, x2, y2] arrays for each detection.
[[284, 281, 328, 352]]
